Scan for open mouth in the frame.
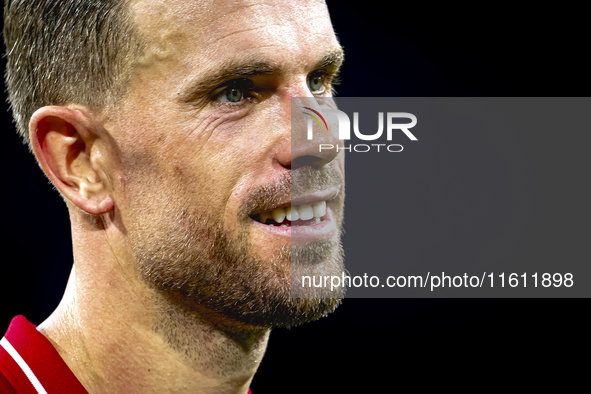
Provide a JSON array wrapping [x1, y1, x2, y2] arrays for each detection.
[[250, 201, 327, 227]]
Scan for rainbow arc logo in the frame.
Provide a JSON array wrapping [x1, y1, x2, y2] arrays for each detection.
[[302, 107, 328, 132]]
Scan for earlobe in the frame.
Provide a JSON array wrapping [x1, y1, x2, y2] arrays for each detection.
[[29, 106, 114, 215]]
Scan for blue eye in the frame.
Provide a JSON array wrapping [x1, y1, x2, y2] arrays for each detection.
[[308, 74, 324, 92], [214, 79, 255, 104], [222, 87, 243, 102]]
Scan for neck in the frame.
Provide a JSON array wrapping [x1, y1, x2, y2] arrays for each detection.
[[38, 213, 268, 394]]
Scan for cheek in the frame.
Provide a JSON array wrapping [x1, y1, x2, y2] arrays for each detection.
[[114, 103, 279, 231]]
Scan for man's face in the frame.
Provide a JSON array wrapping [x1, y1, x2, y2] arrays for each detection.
[[105, 0, 345, 328]]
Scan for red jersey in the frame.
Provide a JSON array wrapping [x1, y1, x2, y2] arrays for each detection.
[[0, 316, 87, 394], [1, 316, 253, 394]]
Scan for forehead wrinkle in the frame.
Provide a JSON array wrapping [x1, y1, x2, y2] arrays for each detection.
[[199, 0, 328, 28], [211, 22, 306, 48], [131, 0, 337, 62], [131, 0, 331, 35], [214, 26, 271, 43], [200, 1, 334, 46], [206, 1, 274, 19], [131, 1, 294, 42]]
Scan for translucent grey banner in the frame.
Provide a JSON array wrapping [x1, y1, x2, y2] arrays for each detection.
[[289, 97, 590, 298]]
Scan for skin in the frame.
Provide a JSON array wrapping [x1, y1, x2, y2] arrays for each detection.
[[30, 0, 344, 393]]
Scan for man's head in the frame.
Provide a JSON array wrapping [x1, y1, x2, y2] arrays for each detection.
[[4, 0, 345, 331]]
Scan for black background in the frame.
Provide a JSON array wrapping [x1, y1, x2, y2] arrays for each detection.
[[1, 1, 587, 391]]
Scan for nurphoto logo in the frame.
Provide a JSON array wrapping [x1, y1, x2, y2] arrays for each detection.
[[305, 107, 418, 153]]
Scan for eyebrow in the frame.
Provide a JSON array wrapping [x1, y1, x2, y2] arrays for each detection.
[[313, 50, 344, 72], [178, 47, 344, 105]]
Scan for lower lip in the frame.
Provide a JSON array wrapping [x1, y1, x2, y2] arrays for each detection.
[[250, 208, 338, 244]]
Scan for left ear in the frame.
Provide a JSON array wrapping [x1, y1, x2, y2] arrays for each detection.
[[29, 105, 114, 215]]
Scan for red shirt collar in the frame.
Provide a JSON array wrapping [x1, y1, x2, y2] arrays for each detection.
[[0, 315, 88, 394], [1, 316, 253, 394]]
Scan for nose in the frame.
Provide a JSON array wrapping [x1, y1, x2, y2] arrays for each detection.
[[277, 96, 342, 169]]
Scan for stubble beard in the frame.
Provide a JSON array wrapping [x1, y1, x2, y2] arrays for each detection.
[[129, 183, 346, 331]]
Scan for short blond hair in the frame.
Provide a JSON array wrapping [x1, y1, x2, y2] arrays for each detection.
[[3, 0, 145, 149]]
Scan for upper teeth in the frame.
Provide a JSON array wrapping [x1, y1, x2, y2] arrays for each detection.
[[260, 201, 327, 224]]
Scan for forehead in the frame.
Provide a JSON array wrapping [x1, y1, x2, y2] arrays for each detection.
[[131, 0, 339, 70]]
